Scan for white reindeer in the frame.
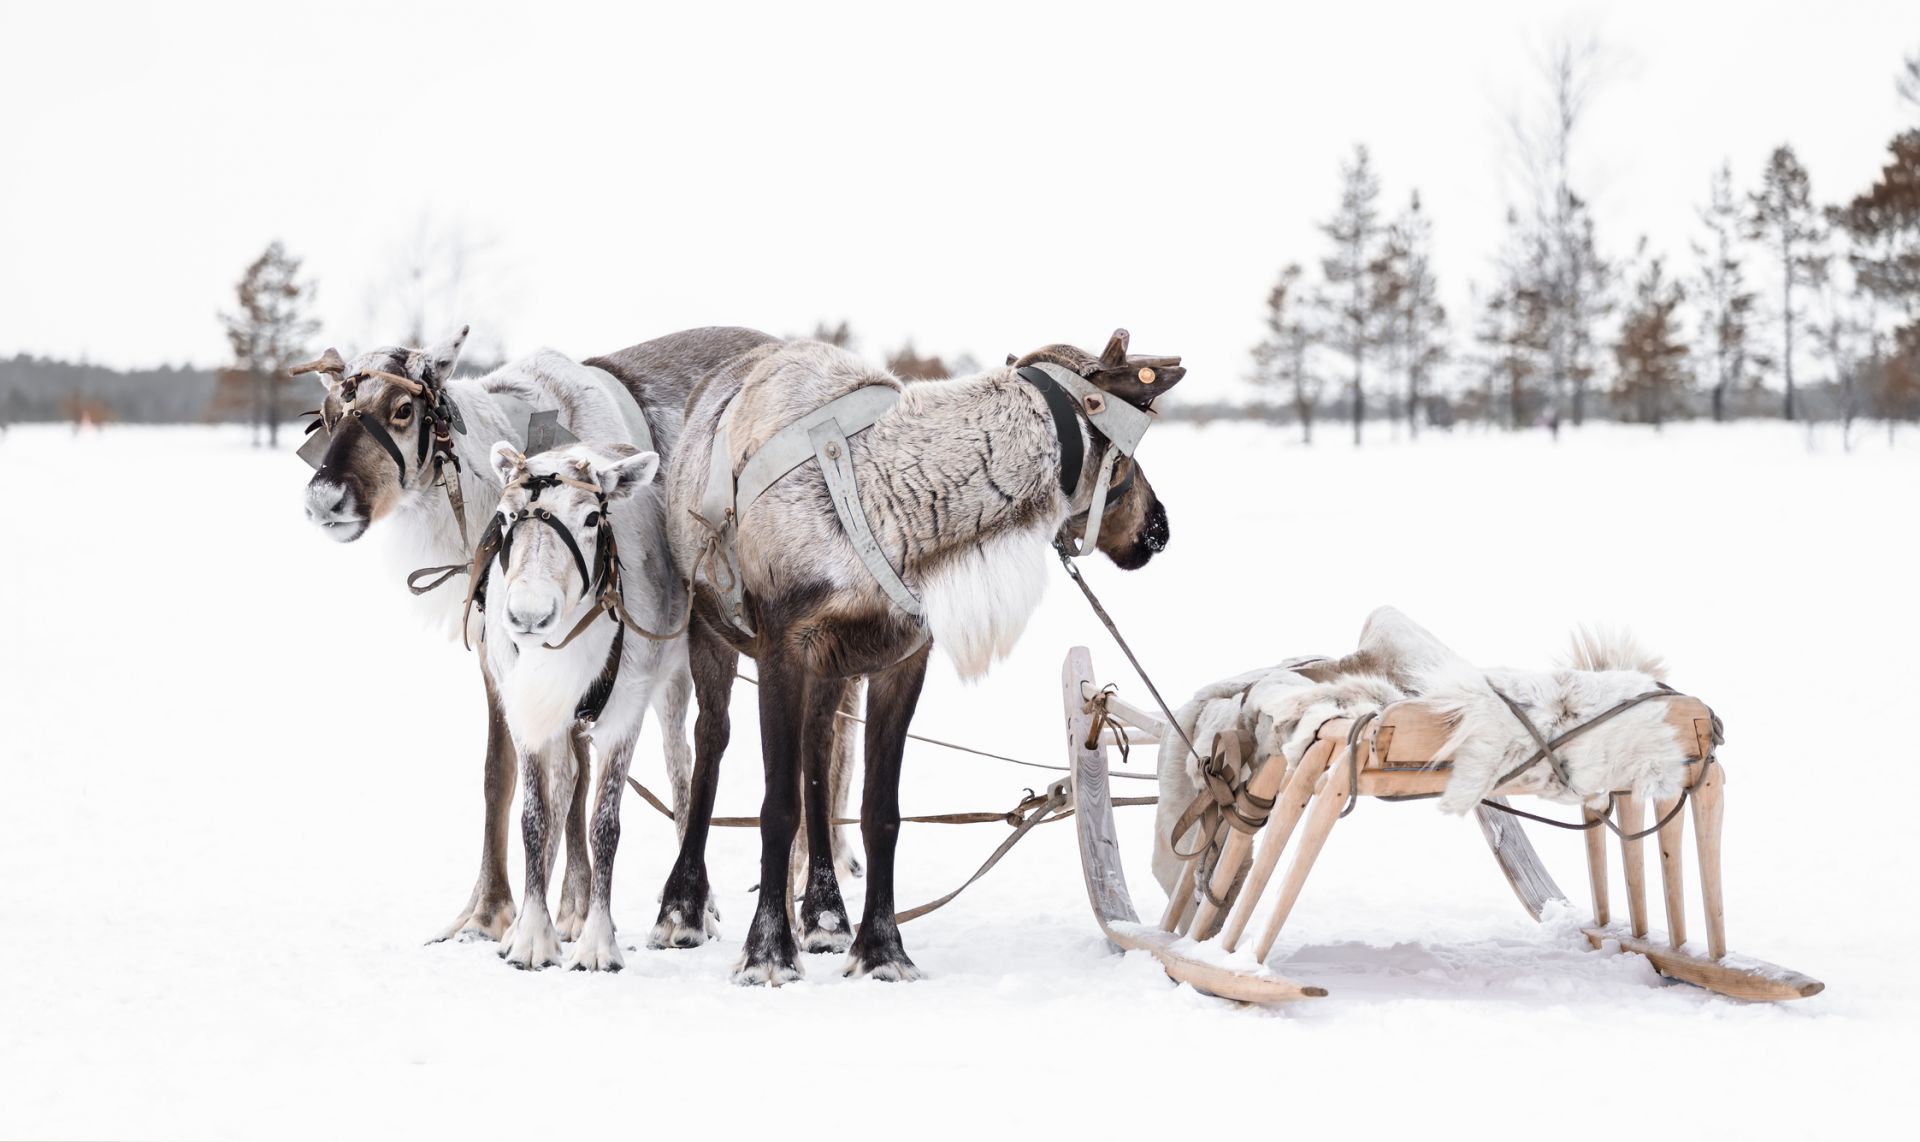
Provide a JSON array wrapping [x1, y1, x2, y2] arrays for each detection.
[[297, 327, 697, 942], [478, 441, 686, 971]]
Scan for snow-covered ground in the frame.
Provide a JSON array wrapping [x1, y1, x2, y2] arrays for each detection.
[[2, 419, 1914, 1139]]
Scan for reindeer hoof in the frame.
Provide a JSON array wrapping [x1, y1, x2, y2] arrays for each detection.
[[647, 903, 718, 949], [564, 913, 625, 972], [800, 915, 853, 955], [844, 923, 920, 981], [500, 915, 563, 971], [731, 956, 805, 987], [429, 895, 515, 944]]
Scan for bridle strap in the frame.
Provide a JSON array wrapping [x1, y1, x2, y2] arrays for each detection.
[[1017, 366, 1084, 497], [349, 410, 409, 484], [509, 508, 593, 597]]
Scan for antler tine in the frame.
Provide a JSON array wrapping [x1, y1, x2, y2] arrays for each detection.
[[364, 370, 427, 395], [1100, 328, 1131, 367], [289, 347, 347, 377]]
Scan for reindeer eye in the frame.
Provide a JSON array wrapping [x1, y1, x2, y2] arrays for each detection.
[[583, 511, 602, 528], [392, 401, 414, 422]]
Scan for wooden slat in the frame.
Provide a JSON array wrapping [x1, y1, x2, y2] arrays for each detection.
[[1187, 738, 1286, 942], [1476, 796, 1568, 921], [1220, 740, 1335, 951], [1691, 763, 1728, 959], [1583, 927, 1822, 1001], [1252, 746, 1354, 963], [1583, 805, 1610, 927], [1655, 793, 1687, 949], [1617, 794, 1650, 939]]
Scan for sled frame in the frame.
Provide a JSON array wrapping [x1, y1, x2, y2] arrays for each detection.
[[1064, 647, 1823, 1005]]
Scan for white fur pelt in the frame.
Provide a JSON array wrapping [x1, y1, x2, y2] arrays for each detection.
[[919, 524, 1051, 680], [1152, 606, 1694, 893]]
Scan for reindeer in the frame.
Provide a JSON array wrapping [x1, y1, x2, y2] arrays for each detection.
[[473, 440, 686, 970], [298, 327, 755, 942], [297, 324, 862, 943], [655, 329, 1183, 984]]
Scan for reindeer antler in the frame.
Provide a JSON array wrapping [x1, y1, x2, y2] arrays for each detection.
[[289, 348, 347, 378], [1100, 329, 1130, 367]]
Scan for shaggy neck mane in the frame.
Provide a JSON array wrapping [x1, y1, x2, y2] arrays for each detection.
[[856, 366, 1103, 679]]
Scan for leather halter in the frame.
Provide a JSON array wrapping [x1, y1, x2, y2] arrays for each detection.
[[462, 467, 691, 723], [303, 365, 471, 547], [1016, 364, 1152, 555]]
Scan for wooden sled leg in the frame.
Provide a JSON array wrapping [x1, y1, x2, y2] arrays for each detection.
[[1476, 798, 1568, 921], [1616, 794, 1649, 939], [1251, 745, 1353, 964], [1655, 793, 1687, 949], [1187, 741, 1287, 942], [1691, 765, 1727, 960], [1583, 805, 1610, 927], [1159, 859, 1197, 934], [1220, 739, 1334, 953]]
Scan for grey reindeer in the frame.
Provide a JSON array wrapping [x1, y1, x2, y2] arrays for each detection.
[[655, 329, 1184, 983], [298, 325, 862, 944]]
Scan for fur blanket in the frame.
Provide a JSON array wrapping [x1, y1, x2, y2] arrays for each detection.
[[1153, 607, 1688, 894]]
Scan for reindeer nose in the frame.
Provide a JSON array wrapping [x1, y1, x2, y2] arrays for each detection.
[[507, 599, 559, 635]]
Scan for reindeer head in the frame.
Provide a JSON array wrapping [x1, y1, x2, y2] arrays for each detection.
[[485, 441, 658, 643], [1010, 329, 1183, 570], [299, 327, 469, 542]]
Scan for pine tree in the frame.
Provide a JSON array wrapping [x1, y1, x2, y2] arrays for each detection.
[[1475, 209, 1550, 429], [1379, 192, 1448, 438], [1614, 247, 1690, 428], [1510, 36, 1613, 426], [1692, 162, 1758, 422], [1317, 144, 1387, 445], [1747, 146, 1828, 421], [1252, 264, 1322, 443], [217, 241, 319, 447], [885, 342, 948, 380]]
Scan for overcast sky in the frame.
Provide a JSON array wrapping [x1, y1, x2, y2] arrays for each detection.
[[2, 0, 1914, 397]]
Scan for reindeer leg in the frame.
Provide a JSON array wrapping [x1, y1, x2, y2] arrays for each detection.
[[555, 729, 593, 942], [832, 678, 864, 879], [789, 676, 863, 897], [430, 667, 517, 943], [797, 675, 855, 953], [653, 656, 696, 840], [501, 745, 568, 970], [844, 645, 930, 982], [650, 618, 732, 949], [569, 720, 644, 972], [733, 639, 807, 986]]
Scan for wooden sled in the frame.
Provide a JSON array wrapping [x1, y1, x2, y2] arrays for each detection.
[[1063, 647, 1823, 1004]]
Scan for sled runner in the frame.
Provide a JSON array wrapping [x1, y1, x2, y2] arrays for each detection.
[[1063, 646, 1823, 1004]]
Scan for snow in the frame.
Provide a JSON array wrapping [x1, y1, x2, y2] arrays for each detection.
[[2, 420, 1915, 1139]]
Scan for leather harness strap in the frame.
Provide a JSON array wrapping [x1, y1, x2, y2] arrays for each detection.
[[1018, 366, 1084, 497]]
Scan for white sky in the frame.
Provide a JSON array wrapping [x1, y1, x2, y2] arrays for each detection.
[[2, 0, 1914, 397]]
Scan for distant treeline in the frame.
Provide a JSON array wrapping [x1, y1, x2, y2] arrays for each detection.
[[0, 355, 221, 424]]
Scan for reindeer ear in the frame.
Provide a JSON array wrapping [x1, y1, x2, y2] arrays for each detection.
[[489, 441, 523, 487], [423, 325, 470, 383], [597, 450, 660, 502], [1005, 353, 1019, 366], [1099, 329, 1130, 368]]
